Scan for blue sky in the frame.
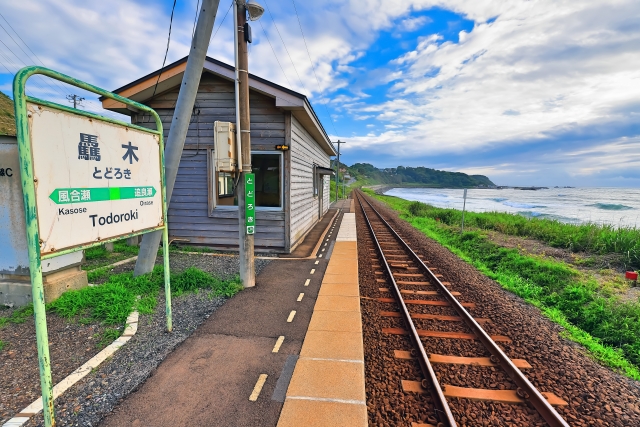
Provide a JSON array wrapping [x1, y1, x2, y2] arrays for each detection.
[[1, 0, 639, 187]]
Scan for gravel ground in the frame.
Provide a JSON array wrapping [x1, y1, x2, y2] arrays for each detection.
[[0, 313, 107, 424], [357, 192, 640, 427], [21, 253, 270, 427]]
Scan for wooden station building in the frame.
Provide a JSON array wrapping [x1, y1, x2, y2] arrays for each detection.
[[102, 56, 336, 253]]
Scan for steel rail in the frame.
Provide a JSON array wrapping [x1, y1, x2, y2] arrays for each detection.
[[355, 192, 457, 427], [357, 190, 570, 427]]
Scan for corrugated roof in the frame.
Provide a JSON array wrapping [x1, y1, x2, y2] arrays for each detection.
[[0, 91, 16, 136]]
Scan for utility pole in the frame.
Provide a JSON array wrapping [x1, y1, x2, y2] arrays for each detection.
[[236, 0, 255, 288], [66, 94, 84, 108], [333, 140, 345, 203], [134, 0, 221, 276]]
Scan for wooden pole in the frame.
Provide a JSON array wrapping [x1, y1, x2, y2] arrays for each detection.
[[461, 188, 467, 234], [135, 0, 220, 276], [236, 0, 255, 287]]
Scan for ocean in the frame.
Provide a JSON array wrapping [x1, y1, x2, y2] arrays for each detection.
[[384, 187, 640, 228]]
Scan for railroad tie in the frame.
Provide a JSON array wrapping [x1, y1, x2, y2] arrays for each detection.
[[401, 381, 568, 406]]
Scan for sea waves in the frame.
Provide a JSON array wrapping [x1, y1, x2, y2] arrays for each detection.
[[589, 203, 634, 211]]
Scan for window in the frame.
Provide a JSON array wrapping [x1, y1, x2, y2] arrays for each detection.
[[252, 153, 282, 208], [211, 151, 282, 210]]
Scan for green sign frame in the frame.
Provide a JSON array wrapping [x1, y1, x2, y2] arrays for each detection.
[[13, 66, 172, 427], [245, 173, 255, 235]]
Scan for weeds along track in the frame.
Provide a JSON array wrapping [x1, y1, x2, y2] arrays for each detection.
[[355, 190, 570, 427]]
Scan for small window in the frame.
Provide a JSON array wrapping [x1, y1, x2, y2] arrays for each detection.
[[252, 153, 282, 208], [211, 151, 282, 210], [218, 172, 234, 197]]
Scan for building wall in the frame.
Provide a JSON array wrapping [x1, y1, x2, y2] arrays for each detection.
[[135, 72, 287, 251], [135, 71, 331, 252], [290, 115, 331, 248]]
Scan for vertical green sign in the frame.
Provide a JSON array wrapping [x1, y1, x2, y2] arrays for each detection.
[[245, 173, 255, 235]]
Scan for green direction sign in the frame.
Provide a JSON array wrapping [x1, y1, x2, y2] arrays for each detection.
[[245, 173, 255, 235], [49, 186, 157, 204]]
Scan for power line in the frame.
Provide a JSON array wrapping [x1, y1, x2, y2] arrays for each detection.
[[257, 20, 293, 88], [0, 36, 65, 97], [191, 0, 202, 40], [260, 0, 309, 96], [0, 45, 53, 95], [151, 0, 178, 99], [0, 14, 69, 97], [211, 0, 233, 42], [290, 0, 339, 136]]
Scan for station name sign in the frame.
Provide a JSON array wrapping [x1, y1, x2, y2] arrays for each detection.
[[27, 102, 164, 254]]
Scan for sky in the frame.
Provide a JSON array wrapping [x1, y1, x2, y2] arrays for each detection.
[[0, 0, 639, 187]]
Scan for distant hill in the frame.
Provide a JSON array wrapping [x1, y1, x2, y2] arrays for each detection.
[[0, 91, 16, 136], [345, 163, 495, 188]]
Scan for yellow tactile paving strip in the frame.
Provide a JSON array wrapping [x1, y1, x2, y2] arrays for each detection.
[[277, 213, 368, 427]]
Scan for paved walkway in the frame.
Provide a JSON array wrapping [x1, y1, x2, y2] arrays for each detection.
[[99, 211, 343, 427], [277, 211, 368, 427]]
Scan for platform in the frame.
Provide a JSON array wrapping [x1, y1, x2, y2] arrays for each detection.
[[97, 208, 359, 427], [276, 211, 368, 427]]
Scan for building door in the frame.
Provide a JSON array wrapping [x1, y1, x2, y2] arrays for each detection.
[[318, 175, 323, 219]]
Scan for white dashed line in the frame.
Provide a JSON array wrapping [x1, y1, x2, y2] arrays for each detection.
[[310, 269, 315, 274], [297, 293, 304, 302], [304, 279, 310, 286], [287, 311, 296, 322], [272, 336, 285, 353], [249, 374, 268, 401], [315, 260, 319, 264]]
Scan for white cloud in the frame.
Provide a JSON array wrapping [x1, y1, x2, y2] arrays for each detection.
[[345, 0, 640, 165], [400, 16, 432, 32]]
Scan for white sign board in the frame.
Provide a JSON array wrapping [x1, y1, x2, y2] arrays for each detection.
[[27, 102, 163, 254]]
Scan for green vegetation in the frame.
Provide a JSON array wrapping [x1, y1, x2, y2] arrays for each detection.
[[348, 163, 494, 188], [330, 180, 348, 201], [0, 304, 34, 328], [0, 266, 242, 350], [0, 91, 16, 136], [403, 199, 640, 269], [365, 189, 640, 379], [0, 340, 6, 352], [83, 239, 141, 270], [50, 266, 242, 327]]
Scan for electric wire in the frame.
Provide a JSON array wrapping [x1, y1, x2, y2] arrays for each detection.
[[257, 20, 293, 89], [0, 37, 62, 97], [191, 0, 201, 40], [0, 13, 70, 97], [0, 45, 52, 95], [290, 0, 339, 136], [151, 0, 178, 99], [260, 0, 309, 96]]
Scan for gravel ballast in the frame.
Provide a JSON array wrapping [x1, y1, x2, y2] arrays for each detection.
[[22, 253, 270, 427]]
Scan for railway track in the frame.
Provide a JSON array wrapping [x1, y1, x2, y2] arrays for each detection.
[[355, 190, 570, 427]]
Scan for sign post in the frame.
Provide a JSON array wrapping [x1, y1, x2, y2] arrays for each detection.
[[13, 66, 171, 427], [245, 173, 255, 235]]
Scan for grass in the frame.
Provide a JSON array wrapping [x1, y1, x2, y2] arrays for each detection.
[[0, 305, 35, 329], [365, 189, 640, 380], [0, 266, 243, 349], [171, 245, 218, 254], [83, 239, 141, 271], [0, 340, 6, 352], [398, 196, 640, 270], [49, 266, 242, 328]]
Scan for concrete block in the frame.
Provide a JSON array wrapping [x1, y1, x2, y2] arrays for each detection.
[[126, 236, 140, 246], [43, 267, 88, 303], [104, 242, 114, 252], [0, 279, 32, 307]]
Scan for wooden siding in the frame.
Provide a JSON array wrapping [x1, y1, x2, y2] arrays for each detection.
[[135, 72, 286, 250], [289, 115, 331, 248]]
